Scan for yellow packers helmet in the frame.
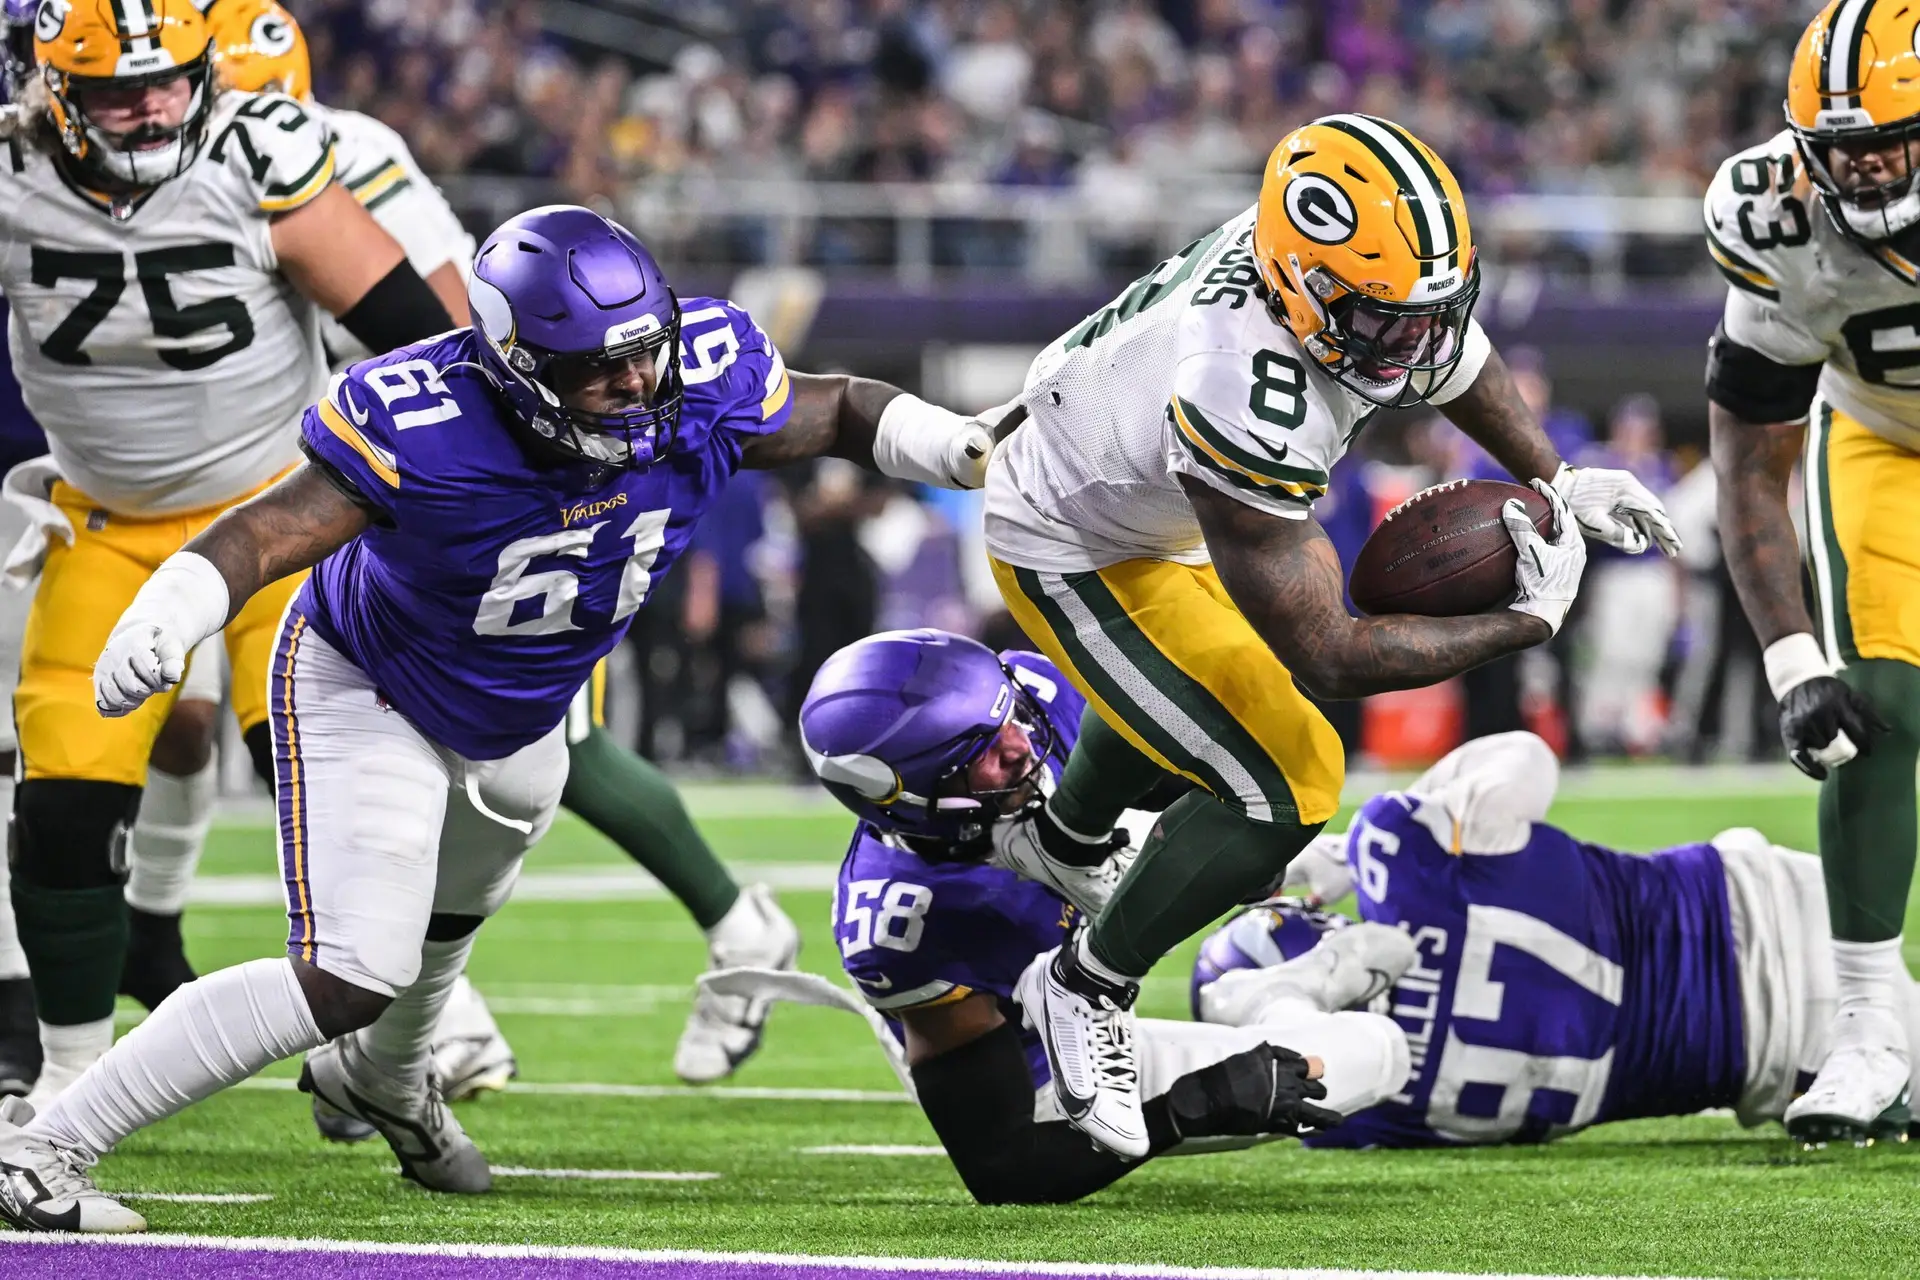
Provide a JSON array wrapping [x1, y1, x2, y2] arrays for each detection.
[[34, 0, 216, 188], [1252, 113, 1479, 408], [1786, 0, 1920, 242], [207, 0, 308, 100]]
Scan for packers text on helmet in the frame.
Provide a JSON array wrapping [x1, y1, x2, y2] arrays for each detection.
[[207, 0, 308, 100], [1252, 113, 1479, 409], [1787, 0, 1920, 243], [34, 0, 216, 189]]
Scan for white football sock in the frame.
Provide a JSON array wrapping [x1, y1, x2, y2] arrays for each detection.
[[125, 761, 217, 917], [0, 774, 25, 980], [1042, 796, 1112, 845], [28, 958, 321, 1159], [25, 1015, 115, 1109], [1251, 1005, 1410, 1117], [1834, 937, 1908, 1022], [358, 935, 475, 1094]]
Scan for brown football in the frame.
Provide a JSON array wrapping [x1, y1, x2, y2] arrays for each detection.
[[1348, 479, 1556, 618]]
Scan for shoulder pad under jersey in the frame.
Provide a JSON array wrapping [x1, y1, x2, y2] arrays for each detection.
[[1703, 131, 1817, 308], [204, 92, 337, 214]]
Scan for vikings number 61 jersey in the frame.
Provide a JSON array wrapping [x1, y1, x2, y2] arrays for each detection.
[[1707, 129, 1920, 447], [0, 90, 334, 514], [835, 651, 1086, 1086], [298, 299, 791, 760], [1310, 793, 1748, 1148], [985, 206, 1489, 573]]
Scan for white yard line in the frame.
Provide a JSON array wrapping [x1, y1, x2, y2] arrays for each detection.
[[490, 1166, 720, 1182], [800, 1144, 945, 1156], [0, 1235, 1722, 1280], [231, 1077, 912, 1104], [187, 862, 842, 907], [111, 1193, 275, 1204]]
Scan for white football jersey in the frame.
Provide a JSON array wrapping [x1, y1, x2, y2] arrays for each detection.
[[986, 206, 1489, 573], [320, 105, 474, 366], [0, 90, 334, 515], [1709, 128, 1920, 449]]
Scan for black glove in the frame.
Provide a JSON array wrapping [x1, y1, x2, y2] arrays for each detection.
[[1780, 675, 1891, 781], [1163, 1043, 1344, 1141]]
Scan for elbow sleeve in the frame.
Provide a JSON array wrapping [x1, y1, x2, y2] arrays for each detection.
[[1705, 324, 1821, 426], [336, 260, 455, 358]]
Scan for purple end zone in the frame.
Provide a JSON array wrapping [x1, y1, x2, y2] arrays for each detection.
[[0, 1243, 1091, 1280]]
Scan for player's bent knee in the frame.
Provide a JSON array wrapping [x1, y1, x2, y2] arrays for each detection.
[[243, 722, 275, 795], [151, 700, 219, 777], [12, 779, 142, 889], [425, 913, 483, 942], [291, 958, 394, 1040]]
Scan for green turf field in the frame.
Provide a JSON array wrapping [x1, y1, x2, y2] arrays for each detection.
[[32, 776, 1920, 1278]]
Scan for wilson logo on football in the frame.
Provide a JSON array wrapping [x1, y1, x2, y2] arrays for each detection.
[[1283, 174, 1359, 246]]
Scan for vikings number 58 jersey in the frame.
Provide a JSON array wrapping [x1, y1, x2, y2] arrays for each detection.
[[298, 299, 790, 760], [1310, 793, 1748, 1148], [835, 651, 1085, 1086], [1707, 129, 1920, 446], [985, 206, 1488, 573], [0, 90, 334, 514]]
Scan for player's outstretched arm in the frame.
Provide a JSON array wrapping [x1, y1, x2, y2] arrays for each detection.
[[273, 184, 454, 355], [92, 467, 369, 718], [1183, 476, 1575, 701], [741, 373, 1000, 488]]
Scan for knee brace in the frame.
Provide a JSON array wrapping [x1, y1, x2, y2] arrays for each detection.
[[244, 722, 275, 795], [12, 779, 142, 890], [425, 913, 483, 942]]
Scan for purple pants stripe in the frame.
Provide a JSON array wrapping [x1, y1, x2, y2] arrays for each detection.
[[270, 609, 315, 964]]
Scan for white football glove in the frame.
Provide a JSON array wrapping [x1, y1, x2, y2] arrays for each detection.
[[1505, 478, 1587, 637], [1279, 831, 1353, 906], [0, 457, 72, 589], [92, 553, 230, 718], [1550, 462, 1683, 558]]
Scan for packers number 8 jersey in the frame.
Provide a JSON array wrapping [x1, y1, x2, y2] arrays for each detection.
[[1708, 129, 1920, 448], [0, 90, 333, 515], [985, 206, 1489, 573]]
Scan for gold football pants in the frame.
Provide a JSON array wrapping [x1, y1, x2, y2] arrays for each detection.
[[992, 555, 1344, 826], [16, 477, 306, 785], [1804, 401, 1920, 668]]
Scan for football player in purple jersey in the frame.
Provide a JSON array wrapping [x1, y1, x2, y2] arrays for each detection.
[[720, 628, 1412, 1205], [0, 205, 1003, 1234], [1195, 731, 1920, 1148]]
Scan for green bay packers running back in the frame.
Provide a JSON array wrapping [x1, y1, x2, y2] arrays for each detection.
[[976, 113, 1682, 1157], [1705, 0, 1920, 1146], [0, 0, 453, 1106]]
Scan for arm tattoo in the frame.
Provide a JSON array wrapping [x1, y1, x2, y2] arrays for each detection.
[[1438, 349, 1561, 484], [740, 372, 903, 470], [186, 465, 370, 623], [1183, 476, 1549, 700], [1709, 401, 1813, 648]]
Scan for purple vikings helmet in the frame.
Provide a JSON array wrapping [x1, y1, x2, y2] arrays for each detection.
[[1, 0, 36, 100], [466, 205, 684, 469], [1189, 898, 1351, 1019], [799, 629, 1058, 849]]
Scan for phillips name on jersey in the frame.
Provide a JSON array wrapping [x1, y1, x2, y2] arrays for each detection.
[[0, 90, 335, 514], [1706, 130, 1920, 448], [297, 299, 793, 760]]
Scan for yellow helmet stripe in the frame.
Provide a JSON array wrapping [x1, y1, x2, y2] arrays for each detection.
[[1320, 113, 1458, 276], [1825, 0, 1877, 105]]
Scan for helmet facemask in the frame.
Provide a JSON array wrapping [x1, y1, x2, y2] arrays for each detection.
[[1286, 255, 1481, 408], [904, 679, 1059, 860], [1792, 113, 1920, 244], [49, 52, 213, 189]]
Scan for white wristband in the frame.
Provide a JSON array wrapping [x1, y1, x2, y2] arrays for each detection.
[[121, 552, 231, 652], [1763, 632, 1832, 700], [872, 393, 974, 487]]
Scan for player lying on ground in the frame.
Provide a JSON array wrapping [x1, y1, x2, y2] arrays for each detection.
[[1200, 731, 1920, 1146], [970, 111, 1680, 1158], [0, 204, 1001, 1234], [709, 628, 1410, 1205], [1705, 0, 1920, 1144], [0, 0, 803, 1101]]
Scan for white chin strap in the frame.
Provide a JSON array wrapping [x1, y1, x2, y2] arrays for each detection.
[[82, 127, 187, 186], [1405, 731, 1559, 855], [1834, 185, 1920, 241]]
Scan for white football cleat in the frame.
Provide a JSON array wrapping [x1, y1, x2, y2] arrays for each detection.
[[1015, 943, 1148, 1160], [1198, 922, 1416, 1026], [299, 1036, 491, 1193], [675, 884, 801, 1084], [431, 975, 517, 1104], [1786, 1008, 1913, 1148], [988, 812, 1136, 917], [0, 1097, 145, 1233]]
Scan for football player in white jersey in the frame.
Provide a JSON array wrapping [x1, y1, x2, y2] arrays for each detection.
[[0, 0, 455, 1107], [953, 114, 1681, 1158], [1705, 0, 1920, 1147]]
